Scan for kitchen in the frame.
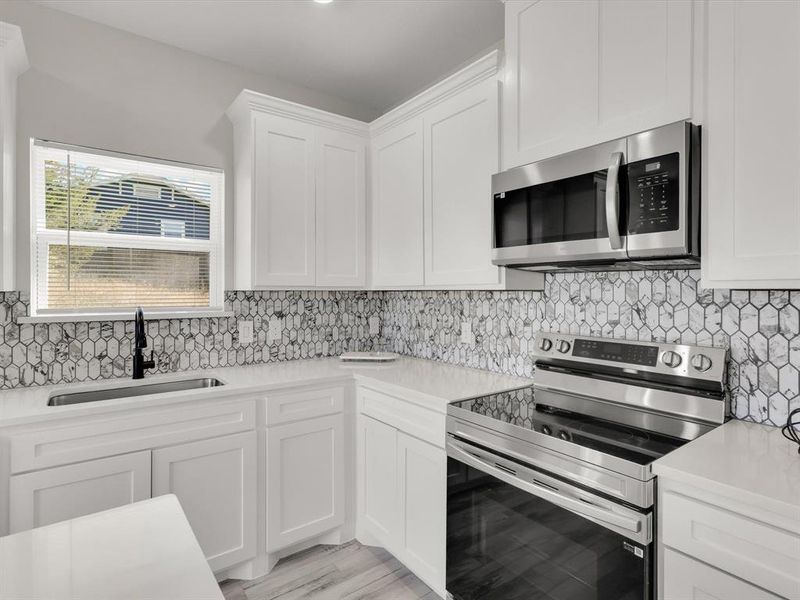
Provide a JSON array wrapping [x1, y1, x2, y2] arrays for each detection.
[[0, 1, 798, 599]]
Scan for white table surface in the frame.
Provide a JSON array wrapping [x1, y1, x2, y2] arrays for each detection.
[[0, 495, 223, 600]]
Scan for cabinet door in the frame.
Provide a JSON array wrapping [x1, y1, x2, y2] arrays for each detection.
[[9, 451, 150, 533], [315, 129, 366, 287], [359, 415, 398, 545], [702, 1, 800, 288], [397, 432, 446, 594], [503, 0, 692, 169], [266, 414, 345, 551], [423, 80, 501, 286], [596, 1, 692, 141], [370, 118, 424, 287], [253, 113, 316, 287], [504, 0, 598, 168], [152, 431, 256, 572], [663, 548, 783, 600]]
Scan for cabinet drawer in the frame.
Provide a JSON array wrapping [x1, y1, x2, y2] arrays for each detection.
[[264, 385, 344, 426], [663, 548, 782, 600], [661, 490, 800, 599], [8, 399, 256, 474], [357, 386, 444, 448]]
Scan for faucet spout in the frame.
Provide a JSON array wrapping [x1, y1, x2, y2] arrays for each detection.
[[132, 307, 155, 380]]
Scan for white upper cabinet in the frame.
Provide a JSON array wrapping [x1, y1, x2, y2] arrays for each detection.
[[316, 130, 367, 287], [503, 0, 693, 169], [253, 114, 316, 287], [702, 1, 800, 288], [227, 91, 369, 289], [0, 22, 29, 292], [423, 79, 501, 287], [370, 118, 425, 288], [370, 50, 543, 290]]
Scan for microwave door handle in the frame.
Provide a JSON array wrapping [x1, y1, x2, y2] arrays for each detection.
[[447, 440, 644, 537], [605, 151, 624, 250]]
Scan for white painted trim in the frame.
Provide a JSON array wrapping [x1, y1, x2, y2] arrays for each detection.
[[0, 22, 30, 77], [18, 310, 234, 323], [369, 49, 502, 137], [226, 90, 370, 138]]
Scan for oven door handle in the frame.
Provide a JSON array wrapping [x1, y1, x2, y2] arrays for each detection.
[[448, 440, 648, 541], [605, 151, 624, 250]]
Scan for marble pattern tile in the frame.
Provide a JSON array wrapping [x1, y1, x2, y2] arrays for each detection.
[[1, 269, 798, 427], [0, 291, 382, 389], [380, 270, 800, 427]]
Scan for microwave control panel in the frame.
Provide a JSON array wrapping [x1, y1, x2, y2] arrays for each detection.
[[627, 152, 680, 235]]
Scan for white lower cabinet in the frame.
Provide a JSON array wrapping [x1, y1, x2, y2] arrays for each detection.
[[9, 451, 151, 533], [360, 414, 399, 544], [358, 410, 446, 596], [396, 431, 446, 591], [663, 548, 782, 600], [266, 414, 345, 551], [152, 431, 257, 573]]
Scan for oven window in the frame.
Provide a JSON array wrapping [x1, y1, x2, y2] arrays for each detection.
[[447, 458, 651, 600], [494, 169, 623, 247]]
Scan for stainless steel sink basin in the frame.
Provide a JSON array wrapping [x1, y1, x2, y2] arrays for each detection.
[[48, 378, 225, 406]]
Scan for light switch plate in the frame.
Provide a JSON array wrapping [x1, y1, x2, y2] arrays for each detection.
[[238, 320, 254, 345], [268, 317, 283, 343]]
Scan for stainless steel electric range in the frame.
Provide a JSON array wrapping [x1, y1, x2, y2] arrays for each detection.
[[445, 333, 728, 600]]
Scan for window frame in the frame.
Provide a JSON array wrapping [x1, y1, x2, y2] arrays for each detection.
[[28, 139, 227, 321]]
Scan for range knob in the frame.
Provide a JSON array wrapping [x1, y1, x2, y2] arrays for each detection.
[[661, 350, 682, 368], [691, 353, 713, 372], [538, 337, 553, 352], [556, 340, 571, 354], [558, 430, 571, 441], [541, 425, 552, 436]]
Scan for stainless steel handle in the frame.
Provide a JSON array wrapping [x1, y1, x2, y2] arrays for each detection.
[[605, 151, 623, 250], [448, 439, 645, 539]]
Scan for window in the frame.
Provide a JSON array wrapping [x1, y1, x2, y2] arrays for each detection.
[[30, 140, 225, 318]]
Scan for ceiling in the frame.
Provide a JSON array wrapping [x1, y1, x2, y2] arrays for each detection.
[[35, 0, 504, 120]]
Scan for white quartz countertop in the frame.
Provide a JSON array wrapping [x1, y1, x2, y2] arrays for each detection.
[[0, 495, 223, 600], [653, 419, 800, 521], [0, 357, 532, 427]]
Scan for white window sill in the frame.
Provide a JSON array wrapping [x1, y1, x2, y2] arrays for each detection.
[[17, 310, 235, 324]]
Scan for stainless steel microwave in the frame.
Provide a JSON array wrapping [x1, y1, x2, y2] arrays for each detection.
[[492, 121, 700, 271]]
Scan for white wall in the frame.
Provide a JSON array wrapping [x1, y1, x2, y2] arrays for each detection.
[[0, 0, 373, 291]]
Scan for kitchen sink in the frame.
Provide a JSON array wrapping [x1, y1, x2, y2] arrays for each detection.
[[47, 377, 225, 406]]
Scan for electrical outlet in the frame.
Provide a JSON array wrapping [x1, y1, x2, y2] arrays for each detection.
[[369, 316, 380, 336], [238, 320, 254, 345], [268, 317, 283, 343], [460, 321, 475, 346]]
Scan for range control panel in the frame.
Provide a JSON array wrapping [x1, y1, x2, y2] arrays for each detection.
[[572, 338, 659, 367], [532, 333, 728, 384], [627, 152, 680, 235]]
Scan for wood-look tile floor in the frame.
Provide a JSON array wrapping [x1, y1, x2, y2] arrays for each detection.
[[239, 541, 439, 600]]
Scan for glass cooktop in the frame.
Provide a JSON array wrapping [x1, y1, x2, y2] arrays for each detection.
[[451, 386, 686, 466]]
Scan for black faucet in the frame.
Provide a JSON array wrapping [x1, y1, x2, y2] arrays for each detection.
[[132, 307, 156, 379]]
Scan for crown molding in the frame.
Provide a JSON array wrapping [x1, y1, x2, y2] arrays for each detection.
[[369, 49, 502, 136], [0, 22, 29, 77], [226, 89, 370, 138]]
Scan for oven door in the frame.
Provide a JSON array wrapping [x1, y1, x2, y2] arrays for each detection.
[[446, 437, 653, 600], [491, 137, 628, 267]]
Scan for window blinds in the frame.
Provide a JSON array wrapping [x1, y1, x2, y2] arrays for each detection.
[[30, 140, 224, 316]]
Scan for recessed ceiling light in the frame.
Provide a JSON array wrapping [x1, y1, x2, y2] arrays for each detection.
[[314, 0, 333, 4]]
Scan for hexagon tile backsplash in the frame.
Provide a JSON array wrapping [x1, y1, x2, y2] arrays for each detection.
[[1, 270, 798, 427], [380, 270, 800, 427], [0, 290, 383, 390]]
